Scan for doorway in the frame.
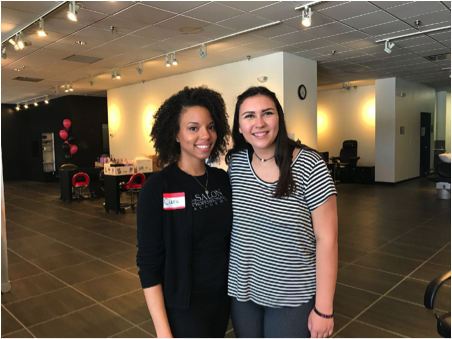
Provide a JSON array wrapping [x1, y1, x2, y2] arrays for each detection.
[[420, 112, 432, 176]]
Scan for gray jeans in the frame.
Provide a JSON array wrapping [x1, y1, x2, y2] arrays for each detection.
[[231, 296, 315, 338]]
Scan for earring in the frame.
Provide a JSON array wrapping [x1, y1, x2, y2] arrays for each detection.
[[176, 139, 179, 143]]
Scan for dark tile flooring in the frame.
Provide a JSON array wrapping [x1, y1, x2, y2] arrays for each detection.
[[1, 179, 450, 338]]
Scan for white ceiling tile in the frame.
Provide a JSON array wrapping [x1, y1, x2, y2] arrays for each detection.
[[385, 1, 446, 19], [1, 1, 57, 14], [313, 44, 352, 55], [115, 4, 177, 25], [342, 11, 395, 29], [196, 24, 237, 39], [91, 16, 150, 35], [1, 7, 38, 25], [95, 42, 137, 54], [325, 31, 371, 44], [427, 29, 451, 42], [294, 50, 323, 58], [405, 10, 451, 27], [251, 2, 301, 21], [361, 21, 415, 36], [142, 1, 208, 14], [296, 39, 336, 50], [396, 36, 436, 48], [76, 26, 126, 42], [342, 39, 378, 49], [154, 15, 210, 31], [36, 18, 84, 35], [270, 31, 317, 44], [8, 55, 59, 69], [133, 25, 182, 40], [252, 24, 298, 39], [221, 33, 263, 47], [56, 35, 106, 49], [217, 13, 273, 31], [1, 21, 21, 41], [369, 2, 413, 9], [319, 1, 379, 21], [47, 7, 109, 26], [79, 1, 135, 15], [203, 41, 238, 53], [45, 41, 93, 54], [304, 22, 355, 38], [244, 39, 285, 51], [416, 47, 450, 56], [112, 35, 157, 48], [218, 2, 277, 12], [185, 2, 243, 23], [164, 34, 207, 48]]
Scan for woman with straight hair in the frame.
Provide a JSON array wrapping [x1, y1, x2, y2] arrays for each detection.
[[226, 86, 338, 338], [137, 86, 232, 338]]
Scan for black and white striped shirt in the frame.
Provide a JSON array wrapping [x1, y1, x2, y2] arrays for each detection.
[[227, 148, 337, 307]]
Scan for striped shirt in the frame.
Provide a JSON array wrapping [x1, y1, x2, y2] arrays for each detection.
[[227, 148, 337, 307]]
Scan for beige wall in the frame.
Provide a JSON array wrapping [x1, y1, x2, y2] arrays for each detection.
[[317, 85, 375, 166], [447, 92, 451, 153], [107, 52, 318, 169]]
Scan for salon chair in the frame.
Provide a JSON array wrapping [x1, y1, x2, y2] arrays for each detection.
[[428, 153, 451, 200], [424, 270, 451, 338], [72, 172, 91, 201], [330, 140, 360, 183], [119, 173, 146, 211]]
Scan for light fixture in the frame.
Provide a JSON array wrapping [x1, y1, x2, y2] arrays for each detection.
[[54, 86, 58, 95], [34, 101, 38, 106], [111, 69, 115, 79], [13, 68, 22, 71], [301, 7, 312, 27], [67, 1, 80, 22], [198, 44, 207, 59], [24, 103, 29, 109], [88, 77, 94, 86], [342, 82, 351, 91], [44, 96, 49, 104], [1, 47, 6, 59], [165, 55, 171, 67], [384, 40, 395, 54], [75, 40, 86, 45], [15, 104, 20, 111], [115, 68, 121, 79], [37, 18, 47, 36], [136, 61, 143, 75], [17, 32, 25, 50], [172, 53, 178, 66], [69, 82, 74, 91], [257, 76, 268, 83], [64, 83, 69, 92]]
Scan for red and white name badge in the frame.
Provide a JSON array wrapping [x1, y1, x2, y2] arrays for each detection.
[[163, 192, 185, 210]]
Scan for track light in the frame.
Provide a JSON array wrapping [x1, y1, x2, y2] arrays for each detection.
[[384, 40, 395, 54], [111, 68, 121, 79], [342, 82, 351, 91], [45, 96, 49, 104], [69, 82, 74, 91], [172, 53, 178, 66], [17, 33, 25, 50], [88, 77, 94, 86], [64, 83, 69, 92], [136, 61, 143, 75], [67, 1, 80, 22], [37, 18, 47, 36], [34, 101, 38, 106], [301, 7, 312, 27], [115, 68, 121, 79], [198, 44, 207, 59], [111, 69, 115, 79], [1, 47, 6, 59], [24, 103, 29, 109], [166, 55, 171, 67], [15, 104, 20, 111]]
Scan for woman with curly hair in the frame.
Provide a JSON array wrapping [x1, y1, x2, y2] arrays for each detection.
[[226, 86, 337, 338], [136, 86, 232, 338]]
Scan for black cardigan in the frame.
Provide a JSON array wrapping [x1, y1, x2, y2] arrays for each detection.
[[136, 162, 231, 309]]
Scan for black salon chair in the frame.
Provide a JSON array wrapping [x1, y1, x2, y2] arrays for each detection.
[[424, 271, 451, 338], [330, 140, 360, 183]]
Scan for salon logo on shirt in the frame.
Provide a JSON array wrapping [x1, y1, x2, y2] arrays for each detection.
[[192, 189, 227, 211], [163, 192, 185, 210]]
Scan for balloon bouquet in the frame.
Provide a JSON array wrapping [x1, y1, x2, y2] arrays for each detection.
[[59, 119, 78, 160]]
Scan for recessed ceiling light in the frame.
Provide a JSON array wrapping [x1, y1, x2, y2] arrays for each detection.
[[13, 68, 22, 72], [75, 40, 86, 45]]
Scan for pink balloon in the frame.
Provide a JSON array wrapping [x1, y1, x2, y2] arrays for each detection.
[[59, 130, 68, 140], [70, 144, 78, 155], [63, 119, 71, 129], [64, 141, 69, 144]]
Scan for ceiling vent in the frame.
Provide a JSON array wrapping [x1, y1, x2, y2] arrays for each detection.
[[63, 55, 103, 63], [13, 76, 43, 82], [424, 53, 451, 61]]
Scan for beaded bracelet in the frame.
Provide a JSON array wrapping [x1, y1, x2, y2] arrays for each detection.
[[313, 307, 334, 319]]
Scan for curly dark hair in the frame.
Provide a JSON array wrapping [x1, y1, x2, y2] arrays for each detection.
[[151, 86, 230, 166]]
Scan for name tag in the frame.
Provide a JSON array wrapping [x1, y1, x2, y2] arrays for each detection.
[[163, 192, 185, 210]]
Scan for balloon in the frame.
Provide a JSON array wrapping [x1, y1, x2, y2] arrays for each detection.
[[66, 127, 72, 133], [59, 130, 68, 140], [70, 145, 78, 155], [62, 143, 70, 152], [67, 135, 76, 143], [63, 119, 71, 129]]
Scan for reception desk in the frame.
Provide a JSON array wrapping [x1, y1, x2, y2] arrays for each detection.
[[60, 167, 103, 201]]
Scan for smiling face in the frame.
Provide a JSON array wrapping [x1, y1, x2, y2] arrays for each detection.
[[238, 95, 279, 152], [176, 106, 217, 164]]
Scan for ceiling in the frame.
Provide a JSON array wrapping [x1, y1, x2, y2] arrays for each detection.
[[1, 1, 451, 104]]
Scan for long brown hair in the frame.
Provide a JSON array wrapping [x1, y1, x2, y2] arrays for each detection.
[[225, 86, 312, 198]]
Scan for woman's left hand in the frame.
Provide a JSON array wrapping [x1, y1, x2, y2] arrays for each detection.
[[308, 309, 334, 338]]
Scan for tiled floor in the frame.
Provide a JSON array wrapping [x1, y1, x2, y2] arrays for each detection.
[[1, 179, 450, 338]]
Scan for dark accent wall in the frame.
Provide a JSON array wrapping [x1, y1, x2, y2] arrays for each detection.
[[1, 95, 108, 182]]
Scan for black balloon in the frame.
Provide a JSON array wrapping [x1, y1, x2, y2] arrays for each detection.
[[66, 127, 72, 133], [67, 135, 76, 143], [62, 143, 70, 152], [65, 154, 72, 159]]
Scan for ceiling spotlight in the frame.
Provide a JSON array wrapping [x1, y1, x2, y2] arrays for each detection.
[[15, 104, 20, 111], [34, 101, 38, 106], [54, 86, 58, 94], [69, 82, 74, 91], [172, 53, 178, 66], [301, 7, 312, 27], [115, 68, 121, 79], [384, 40, 395, 54], [136, 61, 143, 75], [67, 1, 80, 22], [24, 103, 29, 109], [64, 83, 69, 92], [44, 96, 49, 104], [1, 47, 6, 59], [342, 82, 351, 91], [166, 55, 171, 67], [88, 77, 94, 86], [198, 44, 207, 59], [37, 18, 47, 36], [111, 69, 115, 79]]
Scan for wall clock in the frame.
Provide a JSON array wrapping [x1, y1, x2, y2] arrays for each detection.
[[298, 84, 307, 100]]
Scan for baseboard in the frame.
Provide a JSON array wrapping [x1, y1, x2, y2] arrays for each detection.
[[375, 176, 421, 186]]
